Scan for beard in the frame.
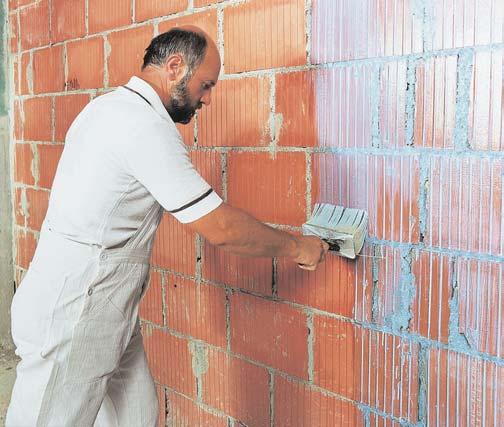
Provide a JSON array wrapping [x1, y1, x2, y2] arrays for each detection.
[[166, 76, 201, 124]]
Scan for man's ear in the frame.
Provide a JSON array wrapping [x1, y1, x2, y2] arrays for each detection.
[[164, 54, 187, 82]]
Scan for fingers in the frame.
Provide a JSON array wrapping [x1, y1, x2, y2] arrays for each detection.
[[297, 263, 317, 271]]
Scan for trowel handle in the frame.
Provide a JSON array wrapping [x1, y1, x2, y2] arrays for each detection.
[[322, 239, 340, 252]]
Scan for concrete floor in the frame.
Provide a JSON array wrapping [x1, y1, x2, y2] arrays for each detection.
[[0, 348, 18, 426]]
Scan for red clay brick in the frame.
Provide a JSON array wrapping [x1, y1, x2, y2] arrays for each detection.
[[143, 325, 196, 397], [277, 246, 374, 321], [231, 292, 308, 378], [156, 385, 166, 427], [379, 61, 408, 148], [415, 56, 457, 149], [166, 275, 226, 348], [151, 212, 196, 276], [227, 151, 307, 225], [198, 77, 270, 147], [25, 188, 49, 231], [107, 25, 154, 87], [189, 151, 223, 196], [311, 0, 422, 63], [38, 144, 64, 189], [23, 97, 52, 142], [426, 156, 503, 255], [20, 52, 30, 95], [139, 270, 164, 326], [427, 349, 504, 426], [224, 0, 306, 73], [314, 317, 419, 422], [202, 349, 270, 426], [9, 0, 18, 11], [457, 258, 504, 358], [10, 12, 18, 53], [176, 122, 195, 146], [16, 229, 37, 270], [50, 0, 86, 43], [202, 241, 273, 295], [13, 58, 19, 95], [54, 94, 90, 141], [158, 9, 217, 42], [274, 376, 365, 427], [411, 251, 451, 343], [135, 0, 187, 23], [32, 45, 65, 94], [66, 37, 104, 90], [14, 144, 34, 185], [19, 0, 50, 50], [88, 0, 131, 33], [469, 50, 504, 151], [429, 0, 504, 50], [312, 153, 420, 243], [167, 391, 228, 427], [311, 65, 376, 148], [276, 71, 317, 148]]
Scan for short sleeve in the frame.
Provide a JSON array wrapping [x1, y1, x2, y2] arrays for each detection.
[[123, 121, 222, 223]]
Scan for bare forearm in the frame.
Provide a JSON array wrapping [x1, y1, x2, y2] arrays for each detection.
[[213, 208, 299, 258]]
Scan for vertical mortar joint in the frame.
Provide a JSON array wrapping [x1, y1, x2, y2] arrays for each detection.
[[448, 257, 471, 350], [453, 49, 474, 151]]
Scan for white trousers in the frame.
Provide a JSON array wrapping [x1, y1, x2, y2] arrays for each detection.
[[6, 227, 158, 426]]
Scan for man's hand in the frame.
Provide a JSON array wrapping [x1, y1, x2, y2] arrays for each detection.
[[292, 235, 330, 271]]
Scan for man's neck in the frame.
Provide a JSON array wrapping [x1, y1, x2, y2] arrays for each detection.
[[136, 71, 170, 106]]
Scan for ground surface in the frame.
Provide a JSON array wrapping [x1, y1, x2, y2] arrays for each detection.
[[0, 348, 17, 426]]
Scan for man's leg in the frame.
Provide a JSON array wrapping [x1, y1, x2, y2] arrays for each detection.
[[95, 321, 158, 427]]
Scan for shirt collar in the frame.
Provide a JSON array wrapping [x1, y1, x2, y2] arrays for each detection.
[[123, 76, 173, 124]]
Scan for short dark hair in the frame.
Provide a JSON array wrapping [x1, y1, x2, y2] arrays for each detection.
[[142, 28, 208, 76]]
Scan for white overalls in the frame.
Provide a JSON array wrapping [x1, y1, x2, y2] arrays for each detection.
[[7, 76, 222, 426]]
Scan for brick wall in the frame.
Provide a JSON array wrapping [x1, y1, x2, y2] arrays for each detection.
[[8, 0, 504, 426]]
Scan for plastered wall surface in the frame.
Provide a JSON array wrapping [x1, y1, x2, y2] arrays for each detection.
[[8, 0, 504, 425]]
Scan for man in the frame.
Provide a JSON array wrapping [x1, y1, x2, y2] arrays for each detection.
[[7, 27, 328, 426]]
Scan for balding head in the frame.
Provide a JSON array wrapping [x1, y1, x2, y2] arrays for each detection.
[[140, 26, 221, 124]]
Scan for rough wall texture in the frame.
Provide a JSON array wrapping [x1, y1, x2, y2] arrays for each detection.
[[8, 0, 504, 425]]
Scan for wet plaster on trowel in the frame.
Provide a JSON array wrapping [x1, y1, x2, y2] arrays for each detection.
[[189, 341, 209, 402]]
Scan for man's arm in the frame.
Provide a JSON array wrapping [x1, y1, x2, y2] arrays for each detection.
[[187, 202, 329, 270]]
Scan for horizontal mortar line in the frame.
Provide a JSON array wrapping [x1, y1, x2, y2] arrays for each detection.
[[301, 310, 504, 367], [365, 238, 504, 263], [154, 383, 235, 422], [12, 224, 40, 236], [164, 144, 504, 158], [221, 42, 504, 79], [311, 146, 504, 159], [14, 140, 65, 145], [186, 145, 312, 153], [12, 183, 51, 192], [143, 318, 417, 425]]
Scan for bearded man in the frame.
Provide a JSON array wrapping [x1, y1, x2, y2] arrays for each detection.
[[6, 27, 328, 426]]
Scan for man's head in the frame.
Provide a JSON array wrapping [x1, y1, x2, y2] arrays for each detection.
[[141, 26, 221, 124]]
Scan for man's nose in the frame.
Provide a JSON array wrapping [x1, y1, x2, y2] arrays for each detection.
[[201, 91, 211, 106]]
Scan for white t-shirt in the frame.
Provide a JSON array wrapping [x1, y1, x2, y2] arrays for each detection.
[[45, 76, 222, 248]]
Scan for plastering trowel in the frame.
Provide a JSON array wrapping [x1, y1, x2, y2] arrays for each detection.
[[302, 203, 368, 259]]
